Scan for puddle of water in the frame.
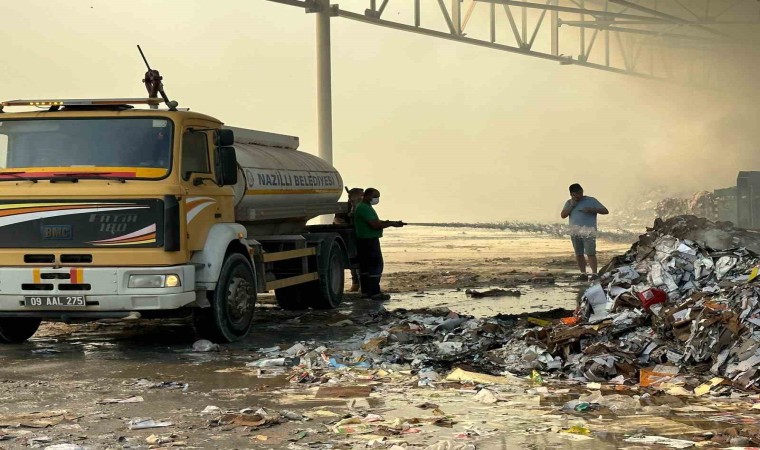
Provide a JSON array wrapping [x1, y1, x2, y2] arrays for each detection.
[[386, 284, 583, 317]]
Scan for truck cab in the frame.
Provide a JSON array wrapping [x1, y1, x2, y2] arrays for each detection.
[[0, 98, 351, 343]]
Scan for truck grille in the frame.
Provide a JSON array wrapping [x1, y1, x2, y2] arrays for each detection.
[[58, 284, 91, 291], [22, 283, 54, 291], [23, 254, 93, 264], [24, 255, 55, 263], [41, 273, 70, 280], [60, 254, 93, 263]]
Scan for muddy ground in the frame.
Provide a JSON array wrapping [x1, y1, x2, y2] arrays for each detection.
[[2, 227, 756, 449]]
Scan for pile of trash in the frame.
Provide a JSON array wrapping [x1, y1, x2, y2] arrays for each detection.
[[512, 215, 760, 391], [243, 216, 760, 394], [245, 308, 523, 383]]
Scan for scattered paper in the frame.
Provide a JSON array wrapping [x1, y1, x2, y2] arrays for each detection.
[[446, 368, 522, 385], [97, 396, 144, 405], [694, 377, 724, 396], [624, 435, 695, 448], [128, 418, 174, 430], [473, 389, 498, 404]]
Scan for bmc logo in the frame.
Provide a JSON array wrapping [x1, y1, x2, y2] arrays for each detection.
[[42, 225, 72, 240]]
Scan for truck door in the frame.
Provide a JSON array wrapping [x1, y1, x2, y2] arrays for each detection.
[[180, 125, 233, 251]]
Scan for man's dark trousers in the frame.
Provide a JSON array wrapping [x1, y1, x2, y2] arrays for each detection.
[[357, 237, 383, 296]]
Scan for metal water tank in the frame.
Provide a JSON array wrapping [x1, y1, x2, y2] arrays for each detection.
[[226, 127, 343, 231]]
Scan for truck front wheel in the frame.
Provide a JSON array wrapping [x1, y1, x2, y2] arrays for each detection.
[[194, 253, 257, 343], [0, 318, 41, 344]]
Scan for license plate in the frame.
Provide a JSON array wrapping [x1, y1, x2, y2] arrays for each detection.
[[24, 296, 86, 308]]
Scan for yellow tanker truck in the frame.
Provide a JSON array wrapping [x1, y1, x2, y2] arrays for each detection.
[[0, 95, 354, 343]]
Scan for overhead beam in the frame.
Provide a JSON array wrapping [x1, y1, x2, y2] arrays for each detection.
[[560, 19, 760, 26], [561, 22, 715, 42], [264, 0, 757, 90], [474, 0, 673, 23], [335, 8, 669, 81], [607, 0, 731, 37], [267, 0, 317, 9]]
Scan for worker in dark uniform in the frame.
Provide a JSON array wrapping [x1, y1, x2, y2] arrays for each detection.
[[353, 188, 405, 300], [334, 187, 364, 292]]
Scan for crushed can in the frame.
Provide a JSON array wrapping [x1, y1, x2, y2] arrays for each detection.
[[636, 288, 667, 310]]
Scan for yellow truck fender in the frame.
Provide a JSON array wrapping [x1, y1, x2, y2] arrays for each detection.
[[191, 223, 251, 291]]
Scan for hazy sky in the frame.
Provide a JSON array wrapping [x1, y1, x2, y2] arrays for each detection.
[[1, 0, 758, 224]]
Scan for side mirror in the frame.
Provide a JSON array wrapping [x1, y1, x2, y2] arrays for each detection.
[[217, 129, 235, 147], [215, 146, 238, 186]]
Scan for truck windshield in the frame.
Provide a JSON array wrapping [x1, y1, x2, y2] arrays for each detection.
[[0, 118, 173, 179]]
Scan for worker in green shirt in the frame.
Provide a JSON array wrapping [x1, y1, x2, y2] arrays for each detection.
[[354, 188, 405, 300]]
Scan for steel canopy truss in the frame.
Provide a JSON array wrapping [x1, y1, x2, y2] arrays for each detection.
[[269, 0, 760, 88]]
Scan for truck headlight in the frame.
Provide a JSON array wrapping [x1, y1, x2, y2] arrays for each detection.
[[165, 274, 180, 287], [128, 274, 181, 288]]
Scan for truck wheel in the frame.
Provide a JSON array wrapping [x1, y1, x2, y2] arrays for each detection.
[[0, 318, 41, 344], [194, 253, 256, 343], [275, 285, 309, 310], [304, 240, 345, 309]]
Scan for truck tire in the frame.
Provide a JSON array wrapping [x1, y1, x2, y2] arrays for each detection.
[[303, 240, 345, 309], [194, 253, 256, 343], [0, 318, 41, 344], [275, 285, 309, 310]]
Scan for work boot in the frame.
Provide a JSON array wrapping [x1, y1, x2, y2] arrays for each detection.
[[371, 293, 391, 301], [576, 273, 588, 281], [349, 284, 360, 292]]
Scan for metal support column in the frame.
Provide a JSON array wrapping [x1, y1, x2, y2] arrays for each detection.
[[316, 0, 333, 166], [550, 0, 558, 55], [316, 0, 334, 223], [452, 0, 462, 35]]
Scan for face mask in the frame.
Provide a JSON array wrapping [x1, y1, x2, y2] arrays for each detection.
[[370, 198, 380, 206]]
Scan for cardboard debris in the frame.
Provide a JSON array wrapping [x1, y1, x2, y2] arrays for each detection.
[[639, 365, 679, 387], [315, 385, 372, 398], [694, 377, 724, 396], [445, 368, 522, 385], [0, 410, 73, 428]]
